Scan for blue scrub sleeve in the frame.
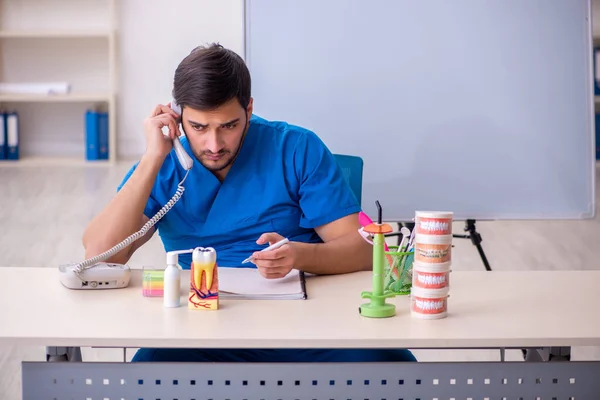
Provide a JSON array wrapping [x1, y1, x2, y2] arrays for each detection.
[[117, 162, 162, 220], [293, 130, 361, 228]]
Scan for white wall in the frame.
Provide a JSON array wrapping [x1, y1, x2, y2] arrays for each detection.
[[116, 0, 244, 159]]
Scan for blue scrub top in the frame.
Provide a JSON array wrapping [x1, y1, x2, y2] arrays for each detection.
[[117, 115, 361, 269]]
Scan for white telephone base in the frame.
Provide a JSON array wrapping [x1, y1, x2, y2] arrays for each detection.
[[59, 262, 131, 290]]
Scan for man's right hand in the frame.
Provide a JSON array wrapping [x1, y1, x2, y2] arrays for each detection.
[[143, 103, 182, 160]]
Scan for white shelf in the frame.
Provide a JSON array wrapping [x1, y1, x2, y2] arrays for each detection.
[[0, 156, 111, 167], [0, 30, 112, 39], [0, 0, 119, 164], [0, 93, 111, 103]]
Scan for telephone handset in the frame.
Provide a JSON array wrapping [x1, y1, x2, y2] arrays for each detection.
[[169, 101, 194, 170], [58, 99, 194, 290]]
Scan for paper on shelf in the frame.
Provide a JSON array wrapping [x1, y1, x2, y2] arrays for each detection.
[[0, 82, 71, 95]]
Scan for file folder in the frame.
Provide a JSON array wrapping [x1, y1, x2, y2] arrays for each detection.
[[595, 47, 600, 96], [98, 112, 108, 160], [85, 110, 109, 161], [85, 110, 99, 160], [0, 112, 5, 160], [596, 113, 600, 160], [6, 111, 18, 160]]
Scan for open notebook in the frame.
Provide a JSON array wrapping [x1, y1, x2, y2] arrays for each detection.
[[217, 267, 307, 300]]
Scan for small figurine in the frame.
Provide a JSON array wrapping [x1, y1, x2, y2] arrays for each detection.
[[359, 200, 396, 318], [189, 247, 219, 310]]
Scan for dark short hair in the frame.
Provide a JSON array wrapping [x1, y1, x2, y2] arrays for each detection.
[[172, 43, 251, 111]]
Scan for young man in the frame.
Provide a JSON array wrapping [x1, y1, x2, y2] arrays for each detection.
[[82, 43, 416, 363]]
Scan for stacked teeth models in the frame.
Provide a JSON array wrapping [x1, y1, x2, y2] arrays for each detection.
[[410, 287, 449, 319], [411, 211, 453, 319], [412, 262, 451, 290], [415, 211, 453, 236], [414, 234, 452, 264]]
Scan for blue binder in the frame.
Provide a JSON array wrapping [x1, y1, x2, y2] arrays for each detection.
[[85, 110, 99, 160], [6, 111, 19, 160], [0, 112, 5, 160], [98, 112, 109, 160], [596, 113, 600, 160], [85, 110, 109, 160], [595, 47, 600, 96]]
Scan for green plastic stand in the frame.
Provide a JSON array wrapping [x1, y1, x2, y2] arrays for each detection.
[[360, 232, 396, 318]]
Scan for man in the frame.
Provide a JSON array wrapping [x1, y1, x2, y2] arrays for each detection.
[[82, 43, 415, 363]]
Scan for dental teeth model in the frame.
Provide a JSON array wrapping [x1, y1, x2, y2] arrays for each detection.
[[162, 247, 219, 310], [411, 211, 453, 319], [189, 247, 219, 310]]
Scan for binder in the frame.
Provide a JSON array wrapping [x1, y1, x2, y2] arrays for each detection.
[[6, 111, 18, 160], [596, 113, 600, 160], [595, 47, 600, 96], [98, 111, 109, 160], [85, 110, 109, 160], [0, 111, 5, 160], [85, 110, 99, 160]]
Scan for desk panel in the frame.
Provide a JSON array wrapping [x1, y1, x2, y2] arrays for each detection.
[[22, 361, 600, 399]]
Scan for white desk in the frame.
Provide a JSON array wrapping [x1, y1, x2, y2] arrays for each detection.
[[3, 266, 600, 399], [1, 267, 600, 349]]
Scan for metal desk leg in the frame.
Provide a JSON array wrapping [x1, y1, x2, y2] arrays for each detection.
[[46, 347, 82, 362], [524, 347, 571, 362]]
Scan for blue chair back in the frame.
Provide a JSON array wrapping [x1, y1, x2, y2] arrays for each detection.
[[334, 154, 364, 206]]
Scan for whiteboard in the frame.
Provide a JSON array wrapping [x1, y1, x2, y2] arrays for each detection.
[[244, 0, 596, 221]]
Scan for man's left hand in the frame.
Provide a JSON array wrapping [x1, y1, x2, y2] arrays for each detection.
[[252, 232, 296, 279]]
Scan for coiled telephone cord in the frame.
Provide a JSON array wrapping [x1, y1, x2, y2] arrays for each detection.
[[72, 169, 190, 278]]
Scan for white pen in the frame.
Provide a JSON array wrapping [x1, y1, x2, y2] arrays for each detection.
[[242, 238, 290, 264]]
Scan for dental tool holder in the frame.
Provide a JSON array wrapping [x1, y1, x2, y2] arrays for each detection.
[[359, 201, 396, 318]]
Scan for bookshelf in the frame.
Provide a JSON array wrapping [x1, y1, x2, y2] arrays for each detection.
[[0, 29, 111, 39], [0, 93, 111, 102], [0, 0, 117, 164]]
